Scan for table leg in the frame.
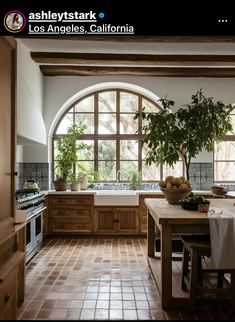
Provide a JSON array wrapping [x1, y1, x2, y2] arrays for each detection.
[[147, 210, 155, 257], [161, 224, 172, 310]]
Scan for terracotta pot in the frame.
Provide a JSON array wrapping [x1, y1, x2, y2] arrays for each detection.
[[160, 187, 192, 205], [53, 180, 68, 191]]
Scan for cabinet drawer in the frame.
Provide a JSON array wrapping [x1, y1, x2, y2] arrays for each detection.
[[51, 208, 92, 218], [51, 196, 92, 206], [52, 218, 92, 233], [0, 267, 17, 314]]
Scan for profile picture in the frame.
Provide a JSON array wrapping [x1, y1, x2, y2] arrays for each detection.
[[4, 11, 26, 33]]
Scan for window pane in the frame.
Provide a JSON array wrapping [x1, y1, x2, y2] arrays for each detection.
[[214, 141, 235, 160], [76, 161, 94, 174], [74, 95, 94, 112], [98, 161, 116, 181], [56, 114, 73, 134], [142, 163, 161, 181], [120, 140, 138, 160], [142, 98, 159, 113], [75, 114, 94, 134], [98, 140, 116, 160], [98, 114, 116, 134], [98, 91, 116, 112], [162, 162, 183, 178], [214, 162, 235, 181], [54, 140, 58, 159], [227, 115, 235, 134], [120, 114, 139, 134], [120, 161, 138, 180], [120, 92, 138, 112], [76, 140, 94, 160]]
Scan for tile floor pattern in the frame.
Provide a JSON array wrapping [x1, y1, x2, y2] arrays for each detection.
[[17, 238, 235, 320]]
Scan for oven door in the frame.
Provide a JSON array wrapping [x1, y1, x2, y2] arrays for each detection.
[[26, 207, 46, 262], [26, 218, 35, 259], [34, 211, 43, 247]]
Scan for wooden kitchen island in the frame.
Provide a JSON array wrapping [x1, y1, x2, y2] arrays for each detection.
[[145, 198, 235, 310]]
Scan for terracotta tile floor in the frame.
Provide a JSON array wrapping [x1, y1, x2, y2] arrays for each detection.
[[17, 237, 235, 320]]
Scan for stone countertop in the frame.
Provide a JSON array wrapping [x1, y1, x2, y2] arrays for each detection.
[[43, 190, 216, 196], [45, 190, 97, 195]]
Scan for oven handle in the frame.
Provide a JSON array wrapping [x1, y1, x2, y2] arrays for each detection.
[[27, 206, 47, 221]]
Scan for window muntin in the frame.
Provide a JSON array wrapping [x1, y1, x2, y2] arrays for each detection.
[[52, 89, 184, 182]]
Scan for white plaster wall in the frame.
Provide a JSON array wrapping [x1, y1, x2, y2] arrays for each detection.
[[23, 145, 48, 163], [17, 41, 46, 145], [43, 76, 235, 163], [16, 145, 23, 163]]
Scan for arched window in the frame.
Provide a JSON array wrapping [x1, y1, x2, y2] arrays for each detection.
[[214, 107, 235, 183], [52, 89, 183, 182]]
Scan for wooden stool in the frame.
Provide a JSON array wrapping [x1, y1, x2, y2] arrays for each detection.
[[180, 235, 235, 311]]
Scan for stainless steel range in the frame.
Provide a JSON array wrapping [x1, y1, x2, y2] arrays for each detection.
[[16, 191, 46, 262]]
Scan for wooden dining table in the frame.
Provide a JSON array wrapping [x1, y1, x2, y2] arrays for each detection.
[[145, 198, 235, 310]]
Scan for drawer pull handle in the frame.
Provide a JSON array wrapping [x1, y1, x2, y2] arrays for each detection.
[[5, 293, 11, 302], [0, 278, 3, 283]]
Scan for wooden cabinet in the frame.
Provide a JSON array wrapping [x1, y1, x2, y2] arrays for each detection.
[[0, 266, 17, 320], [139, 194, 162, 234], [0, 251, 24, 321], [95, 207, 138, 234], [95, 208, 116, 233], [48, 195, 94, 234], [0, 37, 24, 320], [0, 37, 16, 241]]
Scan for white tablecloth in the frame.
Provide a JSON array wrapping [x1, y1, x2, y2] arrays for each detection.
[[208, 207, 235, 269]]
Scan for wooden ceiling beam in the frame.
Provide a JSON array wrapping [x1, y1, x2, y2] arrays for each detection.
[[40, 65, 235, 77], [17, 35, 235, 43], [31, 52, 235, 67]]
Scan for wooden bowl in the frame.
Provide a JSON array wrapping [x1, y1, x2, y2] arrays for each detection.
[[211, 186, 228, 195], [160, 188, 192, 205]]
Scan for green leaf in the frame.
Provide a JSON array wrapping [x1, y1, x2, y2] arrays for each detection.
[[135, 90, 233, 180]]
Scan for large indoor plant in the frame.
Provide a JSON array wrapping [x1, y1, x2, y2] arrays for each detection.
[[135, 89, 233, 181], [54, 123, 91, 191]]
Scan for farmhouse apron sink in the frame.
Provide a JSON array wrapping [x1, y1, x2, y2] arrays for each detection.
[[94, 190, 139, 206]]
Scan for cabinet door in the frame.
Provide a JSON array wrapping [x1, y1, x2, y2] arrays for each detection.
[[0, 37, 16, 242], [95, 209, 116, 233], [0, 266, 18, 320], [116, 208, 138, 234]]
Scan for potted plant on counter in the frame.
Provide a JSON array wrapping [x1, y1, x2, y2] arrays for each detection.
[[135, 89, 233, 181], [130, 171, 142, 190], [54, 123, 91, 191]]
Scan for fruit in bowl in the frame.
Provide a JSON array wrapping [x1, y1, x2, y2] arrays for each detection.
[[159, 176, 192, 204], [180, 192, 210, 210]]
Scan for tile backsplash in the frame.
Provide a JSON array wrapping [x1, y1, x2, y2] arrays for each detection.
[[15, 162, 220, 192], [16, 163, 49, 191], [189, 162, 213, 190]]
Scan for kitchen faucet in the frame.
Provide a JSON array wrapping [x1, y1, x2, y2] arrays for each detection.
[[116, 170, 121, 183]]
